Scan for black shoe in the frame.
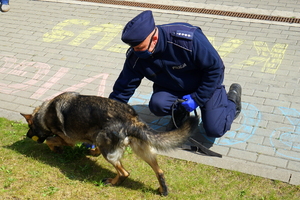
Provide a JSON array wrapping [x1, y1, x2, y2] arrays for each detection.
[[166, 104, 189, 131], [227, 83, 242, 119]]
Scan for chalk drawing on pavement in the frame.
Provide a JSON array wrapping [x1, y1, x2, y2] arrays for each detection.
[[0, 55, 50, 94], [207, 37, 244, 58], [43, 19, 91, 43], [204, 102, 261, 145], [43, 19, 288, 74], [43, 19, 128, 53], [231, 41, 288, 74], [0, 54, 109, 100], [270, 107, 300, 160]]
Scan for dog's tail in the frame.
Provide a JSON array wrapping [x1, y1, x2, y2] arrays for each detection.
[[142, 116, 199, 152]]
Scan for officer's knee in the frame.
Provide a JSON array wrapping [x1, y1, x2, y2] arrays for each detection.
[[203, 123, 226, 138], [202, 112, 234, 138], [148, 101, 168, 116]]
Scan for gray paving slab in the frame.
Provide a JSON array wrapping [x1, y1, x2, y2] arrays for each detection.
[[1, 0, 300, 186], [125, 0, 300, 18]]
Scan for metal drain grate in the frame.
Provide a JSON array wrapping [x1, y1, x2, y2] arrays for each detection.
[[79, 0, 300, 24]]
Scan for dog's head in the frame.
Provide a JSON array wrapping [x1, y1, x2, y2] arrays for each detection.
[[21, 113, 52, 144]]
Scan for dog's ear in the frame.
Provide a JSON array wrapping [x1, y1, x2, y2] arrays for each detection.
[[20, 113, 33, 125]]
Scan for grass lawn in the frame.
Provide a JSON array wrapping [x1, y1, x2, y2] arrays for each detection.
[[0, 117, 299, 199]]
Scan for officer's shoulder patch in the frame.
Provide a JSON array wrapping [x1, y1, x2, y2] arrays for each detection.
[[126, 47, 134, 58], [171, 30, 194, 40]]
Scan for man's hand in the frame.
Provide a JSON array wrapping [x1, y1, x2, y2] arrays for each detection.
[[181, 94, 198, 112]]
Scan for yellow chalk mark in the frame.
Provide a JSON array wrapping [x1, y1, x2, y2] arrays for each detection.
[[68, 25, 103, 46], [208, 37, 244, 58], [107, 44, 128, 53], [43, 20, 288, 74], [68, 24, 123, 48], [43, 19, 90, 43], [92, 24, 123, 50], [231, 41, 288, 74], [258, 42, 288, 74]]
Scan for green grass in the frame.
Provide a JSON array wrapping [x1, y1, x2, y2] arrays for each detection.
[[0, 117, 299, 199]]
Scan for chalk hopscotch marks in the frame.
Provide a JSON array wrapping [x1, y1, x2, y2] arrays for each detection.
[[270, 107, 300, 160], [0, 54, 109, 100]]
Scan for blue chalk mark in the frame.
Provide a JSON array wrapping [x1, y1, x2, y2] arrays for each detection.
[[205, 102, 261, 145], [129, 97, 145, 105], [270, 107, 300, 160]]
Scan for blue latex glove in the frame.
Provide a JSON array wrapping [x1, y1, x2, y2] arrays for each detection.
[[181, 94, 198, 112]]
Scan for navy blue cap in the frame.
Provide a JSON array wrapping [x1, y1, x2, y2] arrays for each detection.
[[121, 10, 155, 47]]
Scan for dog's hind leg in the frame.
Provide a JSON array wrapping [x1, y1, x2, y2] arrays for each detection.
[[101, 147, 130, 186], [130, 141, 168, 196]]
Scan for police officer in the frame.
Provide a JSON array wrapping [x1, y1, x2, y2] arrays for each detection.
[[109, 10, 242, 138]]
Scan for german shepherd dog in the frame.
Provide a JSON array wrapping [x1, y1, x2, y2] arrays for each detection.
[[21, 92, 199, 196]]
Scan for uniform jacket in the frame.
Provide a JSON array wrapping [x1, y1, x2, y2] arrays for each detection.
[[109, 22, 224, 107]]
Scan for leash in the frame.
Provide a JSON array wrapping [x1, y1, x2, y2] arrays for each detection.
[[188, 137, 222, 158], [171, 99, 198, 129], [172, 99, 222, 158]]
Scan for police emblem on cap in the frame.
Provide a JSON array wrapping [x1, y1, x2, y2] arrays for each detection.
[[121, 10, 156, 47]]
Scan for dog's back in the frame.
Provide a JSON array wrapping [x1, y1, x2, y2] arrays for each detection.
[[42, 92, 143, 143], [47, 92, 198, 150]]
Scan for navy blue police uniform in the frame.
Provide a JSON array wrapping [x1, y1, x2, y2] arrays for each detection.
[[109, 11, 237, 138]]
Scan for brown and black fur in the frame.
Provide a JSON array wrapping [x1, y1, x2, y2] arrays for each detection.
[[21, 92, 199, 196]]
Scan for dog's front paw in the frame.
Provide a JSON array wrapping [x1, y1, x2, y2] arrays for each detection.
[[101, 175, 129, 186], [101, 178, 113, 185], [158, 187, 169, 196]]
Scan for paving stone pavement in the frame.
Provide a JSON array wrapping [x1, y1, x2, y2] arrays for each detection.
[[1, 0, 300, 185]]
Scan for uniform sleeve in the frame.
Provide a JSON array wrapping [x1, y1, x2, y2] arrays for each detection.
[[109, 60, 144, 103], [190, 28, 224, 107]]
